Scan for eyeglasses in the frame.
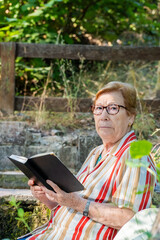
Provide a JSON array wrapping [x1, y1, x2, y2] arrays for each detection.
[[91, 104, 127, 115]]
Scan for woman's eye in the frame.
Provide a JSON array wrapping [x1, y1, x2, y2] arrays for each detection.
[[96, 106, 103, 110], [109, 105, 117, 110]]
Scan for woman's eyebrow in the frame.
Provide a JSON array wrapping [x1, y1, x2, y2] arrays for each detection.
[[95, 102, 117, 105], [95, 103, 102, 105]]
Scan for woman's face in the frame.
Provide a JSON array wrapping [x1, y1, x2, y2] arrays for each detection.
[[94, 91, 135, 146]]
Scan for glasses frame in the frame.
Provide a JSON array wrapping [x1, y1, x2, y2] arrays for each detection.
[[91, 104, 127, 115]]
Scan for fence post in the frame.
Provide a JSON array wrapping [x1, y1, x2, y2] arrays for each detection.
[[0, 42, 16, 114]]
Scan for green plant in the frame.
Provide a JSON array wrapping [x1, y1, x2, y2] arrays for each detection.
[[9, 196, 31, 232], [1, 198, 50, 240], [126, 139, 160, 239], [126, 140, 159, 179], [34, 62, 53, 128], [57, 58, 85, 118]]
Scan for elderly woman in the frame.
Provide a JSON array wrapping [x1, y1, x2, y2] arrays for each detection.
[[18, 81, 156, 240]]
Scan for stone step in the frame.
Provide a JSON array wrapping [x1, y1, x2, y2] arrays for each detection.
[[0, 166, 77, 189], [0, 188, 35, 203], [0, 171, 29, 189], [0, 188, 31, 197]]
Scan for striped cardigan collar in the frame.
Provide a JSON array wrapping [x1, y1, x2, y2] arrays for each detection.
[[95, 130, 136, 159]]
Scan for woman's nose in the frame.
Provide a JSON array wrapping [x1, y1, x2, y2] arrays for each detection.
[[101, 108, 110, 119]]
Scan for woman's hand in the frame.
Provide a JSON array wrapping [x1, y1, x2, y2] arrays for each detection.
[[42, 180, 86, 212], [28, 179, 58, 210], [42, 180, 134, 229], [28, 179, 45, 200]]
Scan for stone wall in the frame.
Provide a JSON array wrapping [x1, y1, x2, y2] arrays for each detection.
[[0, 121, 102, 173]]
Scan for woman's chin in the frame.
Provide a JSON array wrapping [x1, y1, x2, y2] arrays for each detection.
[[98, 127, 113, 133], [98, 129, 114, 139]]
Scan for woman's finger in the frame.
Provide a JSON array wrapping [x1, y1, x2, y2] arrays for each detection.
[[41, 185, 55, 196], [41, 186, 57, 201], [46, 180, 62, 193], [46, 193, 55, 201], [28, 179, 35, 186], [31, 185, 44, 192]]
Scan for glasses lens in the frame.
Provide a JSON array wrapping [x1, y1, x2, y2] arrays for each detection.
[[107, 104, 119, 115], [94, 106, 103, 115]]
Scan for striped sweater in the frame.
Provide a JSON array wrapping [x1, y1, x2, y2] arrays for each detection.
[[27, 130, 156, 240]]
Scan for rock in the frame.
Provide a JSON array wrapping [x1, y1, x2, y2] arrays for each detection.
[[0, 145, 24, 171], [0, 121, 27, 145], [51, 129, 64, 136]]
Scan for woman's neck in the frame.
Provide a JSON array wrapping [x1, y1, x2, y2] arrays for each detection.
[[102, 129, 132, 156], [101, 144, 113, 157]]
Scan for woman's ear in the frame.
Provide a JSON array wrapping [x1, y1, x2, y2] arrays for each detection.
[[128, 114, 135, 126]]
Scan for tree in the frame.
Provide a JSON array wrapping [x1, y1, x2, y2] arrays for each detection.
[[0, 0, 159, 45]]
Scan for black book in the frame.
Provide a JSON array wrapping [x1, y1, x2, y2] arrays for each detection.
[[8, 153, 84, 193]]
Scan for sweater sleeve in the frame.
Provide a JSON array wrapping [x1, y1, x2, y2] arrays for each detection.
[[112, 151, 156, 213]]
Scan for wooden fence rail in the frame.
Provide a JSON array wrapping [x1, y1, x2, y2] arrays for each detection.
[[0, 42, 160, 114]]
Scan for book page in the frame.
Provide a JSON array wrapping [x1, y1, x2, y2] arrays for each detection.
[[30, 152, 55, 159], [9, 154, 28, 164]]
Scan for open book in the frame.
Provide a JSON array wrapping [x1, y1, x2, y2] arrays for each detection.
[[8, 153, 84, 193]]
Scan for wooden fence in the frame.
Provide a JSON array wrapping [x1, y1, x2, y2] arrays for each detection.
[[0, 42, 160, 114]]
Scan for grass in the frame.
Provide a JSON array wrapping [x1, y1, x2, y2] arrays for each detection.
[[0, 111, 95, 131], [1, 59, 160, 139], [15, 59, 160, 99]]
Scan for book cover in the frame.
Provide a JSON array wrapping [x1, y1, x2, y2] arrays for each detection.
[[8, 153, 84, 193]]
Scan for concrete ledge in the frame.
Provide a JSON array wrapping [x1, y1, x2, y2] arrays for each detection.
[[1, 188, 159, 207], [0, 171, 29, 189], [0, 188, 33, 200]]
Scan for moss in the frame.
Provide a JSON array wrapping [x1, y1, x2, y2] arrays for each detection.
[[0, 174, 29, 189], [0, 199, 50, 240]]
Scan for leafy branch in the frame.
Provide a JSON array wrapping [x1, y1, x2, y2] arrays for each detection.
[[126, 140, 160, 183]]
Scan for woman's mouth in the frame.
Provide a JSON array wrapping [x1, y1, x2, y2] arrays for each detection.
[[99, 126, 112, 128]]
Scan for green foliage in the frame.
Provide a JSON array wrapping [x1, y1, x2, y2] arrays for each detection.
[[126, 159, 150, 169], [0, 1, 160, 123], [9, 196, 31, 232], [126, 140, 159, 182], [0, 0, 159, 45], [0, 198, 50, 240], [17, 208, 25, 218], [130, 140, 152, 159], [14, 58, 159, 102], [133, 113, 156, 139]]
